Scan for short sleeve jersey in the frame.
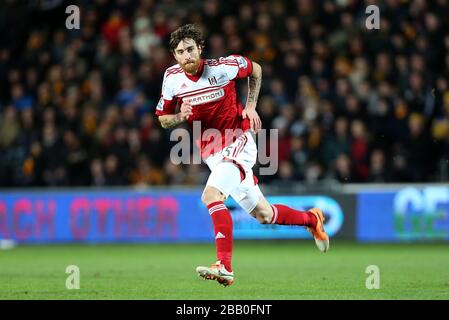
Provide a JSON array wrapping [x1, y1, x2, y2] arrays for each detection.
[[155, 55, 253, 158]]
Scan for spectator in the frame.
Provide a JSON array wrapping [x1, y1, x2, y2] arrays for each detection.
[[129, 154, 165, 186], [90, 158, 106, 187], [0, 0, 448, 187], [104, 154, 127, 186], [368, 149, 389, 182], [0, 106, 20, 149], [334, 153, 354, 183]]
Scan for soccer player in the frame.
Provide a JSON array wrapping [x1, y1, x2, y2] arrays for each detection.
[[156, 24, 329, 287]]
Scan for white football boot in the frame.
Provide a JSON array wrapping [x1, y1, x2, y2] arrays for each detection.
[[196, 260, 234, 287]]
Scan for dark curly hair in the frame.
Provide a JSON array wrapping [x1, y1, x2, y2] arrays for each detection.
[[169, 24, 205, 52]]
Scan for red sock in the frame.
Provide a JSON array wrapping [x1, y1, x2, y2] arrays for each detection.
[[270, 204, 317, 227], [207, 201, 233, 272]]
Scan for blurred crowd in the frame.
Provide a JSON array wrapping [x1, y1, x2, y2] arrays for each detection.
[[1, 0, 449, 188]]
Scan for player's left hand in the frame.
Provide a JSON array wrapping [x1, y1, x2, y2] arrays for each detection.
[[242, 107, 262, 133]]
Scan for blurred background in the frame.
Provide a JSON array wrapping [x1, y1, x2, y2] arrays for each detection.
[[2, 0, 449, 301], [2, 0, 449, 187], [0, 0, 448, 245]]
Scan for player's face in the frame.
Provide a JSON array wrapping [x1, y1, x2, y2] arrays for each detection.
[[173, 38, 202, 75]]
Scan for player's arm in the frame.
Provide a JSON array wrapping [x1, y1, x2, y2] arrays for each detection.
[[158, 101, 192, 129], [158, 114, 184, 129], [245, 61, 262, 110], [223, 55, 262, 131], [156, 70, 193, 129], [242, 61, 262, 132]]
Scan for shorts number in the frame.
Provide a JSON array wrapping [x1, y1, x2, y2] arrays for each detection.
[[222, 146, 232, 157]]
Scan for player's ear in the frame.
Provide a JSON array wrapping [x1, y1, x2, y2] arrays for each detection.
[[172, 51, 179, 62]]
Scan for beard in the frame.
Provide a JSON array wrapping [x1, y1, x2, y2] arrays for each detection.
[[182, 59, 200, 74]]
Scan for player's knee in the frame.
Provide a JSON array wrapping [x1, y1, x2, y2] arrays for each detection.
[[257, 213, 272, 224], [251, 198, 273, 224], [253, 208, 273, 224], [201, 191, 214, 205], [201, 187, 225, 206]]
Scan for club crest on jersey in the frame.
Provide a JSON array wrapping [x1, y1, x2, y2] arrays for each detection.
[[208, 76, 218, 86], [184, 89, 225, 106]]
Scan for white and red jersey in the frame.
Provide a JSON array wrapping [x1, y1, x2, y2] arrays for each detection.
[[155, 55, 253, 158]]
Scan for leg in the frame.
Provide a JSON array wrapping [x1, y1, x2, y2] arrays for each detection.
[[238, 184, 330, 252], [250, 195, 317, 226], [201, 185, 233, 272], [235, 182, 316, 226], [201, 185, 227, 206], [249, 195, 274, 224], [196, 161, 242, 286]]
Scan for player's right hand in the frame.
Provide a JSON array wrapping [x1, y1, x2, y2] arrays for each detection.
[[180, 101, 193, 120]]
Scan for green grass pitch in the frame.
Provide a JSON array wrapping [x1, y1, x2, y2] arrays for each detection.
[[1, 241, 448, 299]]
